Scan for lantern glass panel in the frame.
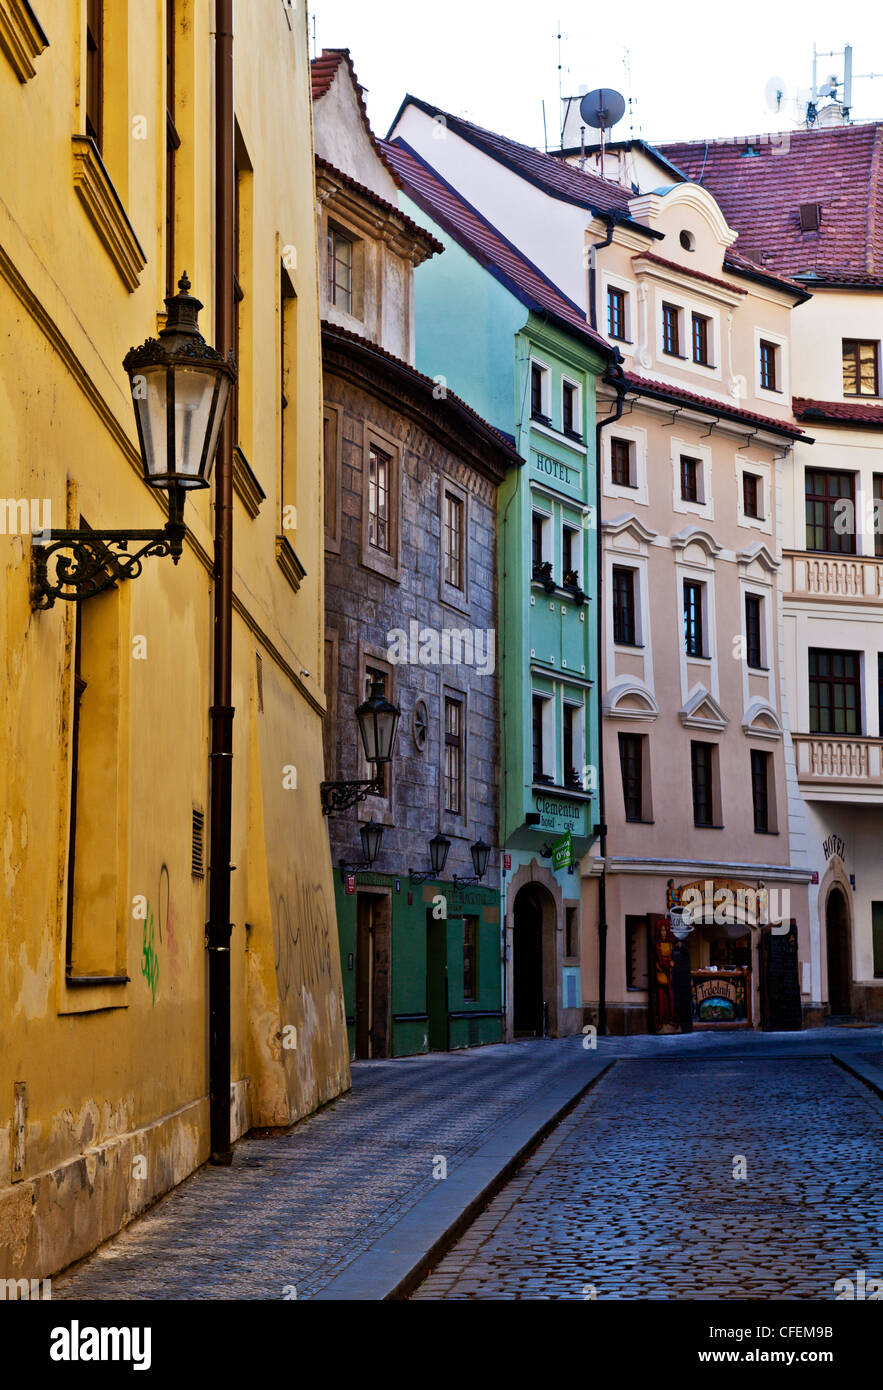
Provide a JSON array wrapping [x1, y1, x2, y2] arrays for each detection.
[[134, 365, 169, 483], [360, 820, 383, 865], [429, 833, 451, 877], [172, 366, 219, 486], [470, 838, 491, 879]]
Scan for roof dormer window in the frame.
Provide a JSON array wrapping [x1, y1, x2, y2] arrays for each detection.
[[799, 202, 822, 232]]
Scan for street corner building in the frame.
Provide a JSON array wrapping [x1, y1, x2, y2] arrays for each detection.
[[313, 52, 521, 1057], [659, 122, 883, 1026], [0, 1, 348, 1282]]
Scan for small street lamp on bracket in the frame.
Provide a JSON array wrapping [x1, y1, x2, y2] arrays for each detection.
[[320, 677, 401, 815], [452, 837, 492, 886], [409, 831, 451, 884], [31, 274, 236, 610]]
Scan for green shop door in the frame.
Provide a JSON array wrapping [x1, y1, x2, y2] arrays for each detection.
[[426, 912, 448, 1051]]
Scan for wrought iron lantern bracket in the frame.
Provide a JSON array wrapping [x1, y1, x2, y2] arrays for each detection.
[[320, 775, 383, 816], [31, 490, 187, 610]]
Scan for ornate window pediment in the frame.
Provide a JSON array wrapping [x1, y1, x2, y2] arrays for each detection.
[[737, 541, 779, 574], [603, 679, 659, 723], [679, 685, 728, 731], [742, 700, 782, 741], [671, 524, 721, 557], [602, 513, 658, 554]]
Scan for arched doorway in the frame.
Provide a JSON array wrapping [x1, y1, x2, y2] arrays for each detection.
[[513, 884, 550, 1036], [826, 886, 852, 1017]]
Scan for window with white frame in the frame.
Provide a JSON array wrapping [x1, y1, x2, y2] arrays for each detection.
[[604, 424, 648, 505], [562, 697, 586, 790], [562, 378, 582, 439], [736, 456, 771, 533], [531, 507, 552, 578], [744, 591, 766, 670], [612, 565, 640, 646], [530, 359, 551, 423], [532, 692, 554, 781], [671, 438, 713, 520], [683, 578, 707, 658], [755, 328, 787, 400]]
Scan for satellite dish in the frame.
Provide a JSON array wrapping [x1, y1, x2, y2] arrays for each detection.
[[579, 87, 626, 130]]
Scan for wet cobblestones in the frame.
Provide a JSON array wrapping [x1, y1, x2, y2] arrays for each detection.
[[413, 1055, 883, 1299]]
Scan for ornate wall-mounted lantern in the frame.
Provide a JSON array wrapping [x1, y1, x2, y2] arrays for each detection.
[[32, 274, 236, 609], [321, 677, 401, 815]]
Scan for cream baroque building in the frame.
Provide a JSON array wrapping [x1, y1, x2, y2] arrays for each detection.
[[660, 124, 883, 1022], [0, 0, 348, 1280]]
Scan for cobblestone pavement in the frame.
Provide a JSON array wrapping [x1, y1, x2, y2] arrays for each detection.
[[413, 1052, 883, 1299], [53, 1040, 598, 1301]]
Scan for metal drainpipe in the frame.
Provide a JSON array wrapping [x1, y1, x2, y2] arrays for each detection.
[[593, 359, 626, 1037], [208, 0, 235, 1166], [588, 214, 618, 332]]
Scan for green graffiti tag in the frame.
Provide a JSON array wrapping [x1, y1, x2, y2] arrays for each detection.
[[141, 903, 159, 1005]]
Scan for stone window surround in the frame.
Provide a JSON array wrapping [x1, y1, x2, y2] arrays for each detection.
[[360, 420, 402, 584], [439, 682, 469, 836], [439, 472, 469, 614]]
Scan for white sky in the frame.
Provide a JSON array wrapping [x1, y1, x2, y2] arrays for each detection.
[[309, 0, 883, 150]]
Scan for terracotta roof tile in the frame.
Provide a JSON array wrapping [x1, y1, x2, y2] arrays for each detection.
[[793, 396, 883, 426], [382, 139, 612, 357], [632, 251, 747, 295], [393, 96, 642, 220], [311, 49, 404, 188], [656, 124, 883, 281], [623, 372, 805, 438]]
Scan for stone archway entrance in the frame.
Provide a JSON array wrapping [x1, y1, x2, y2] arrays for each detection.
[[826, 886, 852, 1016], [512, 883, 554, 1037]]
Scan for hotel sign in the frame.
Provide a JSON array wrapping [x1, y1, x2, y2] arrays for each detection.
[[531, 793, 585, 836], [531, 448, 582, 500]]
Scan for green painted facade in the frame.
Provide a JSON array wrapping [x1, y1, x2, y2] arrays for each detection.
[[334, 875, 502, 1057], [403, 199, 607, 858], [402, 191, 609, 1032]]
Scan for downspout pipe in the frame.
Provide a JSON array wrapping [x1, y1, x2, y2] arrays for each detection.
[[208, 0, 235, 1165], [593, 355, 626, 1036], [588, 214, 618, 332]]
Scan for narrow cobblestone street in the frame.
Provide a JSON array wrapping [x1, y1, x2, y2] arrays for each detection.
[[51, 1029, 883, 1301], [414, 1047, 883, 1300]]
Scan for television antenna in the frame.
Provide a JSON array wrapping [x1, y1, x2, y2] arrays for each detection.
[[579, 87, 626, 178]]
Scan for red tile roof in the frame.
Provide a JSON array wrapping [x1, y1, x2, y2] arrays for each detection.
[[381, 139, 613, 358], [721, 247, 811, 300], [622, 372, 805, 438], [322, 320, 523, 465], [632, 251, 747, 295], [311, 49, 404, 189], [793, 396, 883, 427], [391, 96, 650, 224], [655, 124, 883, 282], [310, 49, 346, 102], [315, 156, 443, 256]]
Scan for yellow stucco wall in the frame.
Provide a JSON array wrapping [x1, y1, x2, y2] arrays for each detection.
[[0, 0, 349, 1279]]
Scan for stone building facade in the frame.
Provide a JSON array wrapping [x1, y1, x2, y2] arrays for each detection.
[[313, 52, 520, 1056]]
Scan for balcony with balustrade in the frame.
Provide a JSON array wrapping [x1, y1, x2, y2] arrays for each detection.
[[792, 733, 883, 802], [783, 551, 883, 603]]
